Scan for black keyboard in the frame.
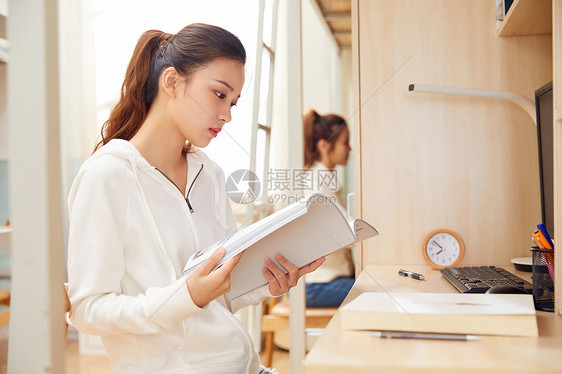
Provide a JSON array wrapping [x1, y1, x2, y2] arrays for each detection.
[[440, 266, 533, 294]]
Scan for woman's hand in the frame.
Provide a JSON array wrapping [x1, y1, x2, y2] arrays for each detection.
[[262, 254, 326, 297], [186, 247, 243, 308]]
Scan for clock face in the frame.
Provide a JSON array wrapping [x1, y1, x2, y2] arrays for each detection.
[[423, 230, 464, 269]]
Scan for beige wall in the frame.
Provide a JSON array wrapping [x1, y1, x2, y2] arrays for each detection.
[[355, 0, 552, 267]]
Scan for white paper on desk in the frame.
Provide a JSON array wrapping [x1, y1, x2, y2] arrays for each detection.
[[342, 292, 536, 315]]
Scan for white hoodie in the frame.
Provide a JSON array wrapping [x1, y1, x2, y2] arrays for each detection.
[[67, 139, 271, 374]]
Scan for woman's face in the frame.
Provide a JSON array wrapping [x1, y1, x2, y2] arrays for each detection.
[[327, 126, 351, 166], [173, 58, 245, 148]]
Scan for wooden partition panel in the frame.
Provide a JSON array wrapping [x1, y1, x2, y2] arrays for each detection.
[[351, 0, 363, 274], [553, 0, 561, 313], [355, 0, 552, 267]]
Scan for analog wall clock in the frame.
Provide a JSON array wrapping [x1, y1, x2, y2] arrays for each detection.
[[422, 229, 465, 269]]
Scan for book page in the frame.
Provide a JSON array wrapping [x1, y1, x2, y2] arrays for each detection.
[[349, 220, 379, 242], [183, 195, 312, 275], [226, 196, 358, 298]]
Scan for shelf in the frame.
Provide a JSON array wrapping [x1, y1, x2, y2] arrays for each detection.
[[498, 0, 552, 37]]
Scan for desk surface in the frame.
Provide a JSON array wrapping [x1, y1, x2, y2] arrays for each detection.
[[303, 265, 562, 374]]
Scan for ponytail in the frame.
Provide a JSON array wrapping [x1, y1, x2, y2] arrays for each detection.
[[94, 30, 170, 152], [303, 110, 319, 168], [94, 23, 246, 153], [303, 110, 348, 168]]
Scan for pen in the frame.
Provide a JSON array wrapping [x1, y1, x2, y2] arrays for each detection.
[[537, 223, 554, 248], [398, 269, 425, 280], [370, 331, 481, 341]]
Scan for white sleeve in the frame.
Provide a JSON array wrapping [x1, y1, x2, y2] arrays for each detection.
[[67, 159, 203, 336], [225, 285, 273, 314]]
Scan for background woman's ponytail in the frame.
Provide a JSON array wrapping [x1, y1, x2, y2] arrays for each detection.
[[303, 109, 348, 168], [303, 110, 319, 168], [94, 23, 246, 153]]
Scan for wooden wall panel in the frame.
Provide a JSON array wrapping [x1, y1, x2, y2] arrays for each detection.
[[355, 0, 552, 267]]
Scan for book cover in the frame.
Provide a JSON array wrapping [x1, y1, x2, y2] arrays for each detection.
[[340, 292, 538, 337], [183, 193, 378, 298]]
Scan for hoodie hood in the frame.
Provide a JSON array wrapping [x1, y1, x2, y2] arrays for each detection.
[[88, 139, 230, 231]]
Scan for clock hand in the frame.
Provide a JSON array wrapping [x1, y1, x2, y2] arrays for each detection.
[[436, 249, 443, 255], [431, 240, 443, 249]]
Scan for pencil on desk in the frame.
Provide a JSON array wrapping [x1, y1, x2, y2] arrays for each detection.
[[370, 331, 481, 341]]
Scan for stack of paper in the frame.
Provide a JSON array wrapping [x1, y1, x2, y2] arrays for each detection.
[[340, 292, 538, 337]]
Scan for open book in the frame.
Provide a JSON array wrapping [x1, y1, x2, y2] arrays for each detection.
[[183, 193, 378, 298]]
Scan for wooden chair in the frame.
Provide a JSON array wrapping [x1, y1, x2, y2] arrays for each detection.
[[0, 289, 9, 327], [260, 296, 337, 367]]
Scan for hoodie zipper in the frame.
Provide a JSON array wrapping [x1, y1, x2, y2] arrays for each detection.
[[186, 165, 204, 213], [155, 164, 204, 214]]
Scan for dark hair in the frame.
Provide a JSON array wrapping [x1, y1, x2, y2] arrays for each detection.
[[303, 109, 348, 168], [94, 23, 246, 152]]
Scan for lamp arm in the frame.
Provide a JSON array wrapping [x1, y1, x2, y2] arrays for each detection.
[[409, 84, 536, 125]]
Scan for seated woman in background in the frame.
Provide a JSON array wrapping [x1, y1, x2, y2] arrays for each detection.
[[302, 109, 355, 308]]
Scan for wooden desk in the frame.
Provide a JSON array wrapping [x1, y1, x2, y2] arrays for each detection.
[[304, 265, 562, 373]]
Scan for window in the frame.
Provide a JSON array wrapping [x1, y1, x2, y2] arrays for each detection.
[[249, 0, 278, 208]]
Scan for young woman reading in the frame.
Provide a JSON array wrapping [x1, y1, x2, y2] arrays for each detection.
[[67, 24, 324, 374]]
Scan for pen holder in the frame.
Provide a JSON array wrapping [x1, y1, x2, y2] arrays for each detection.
[[531, 247, 555, 312]]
